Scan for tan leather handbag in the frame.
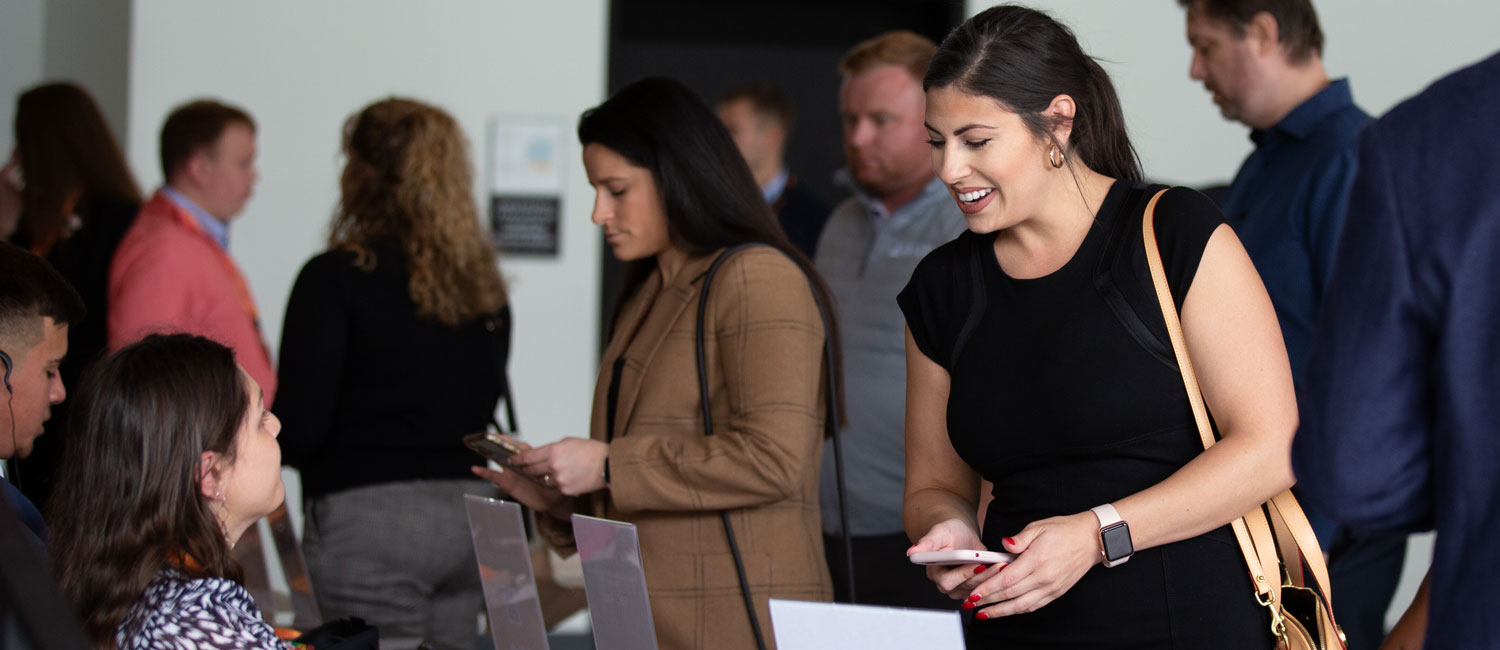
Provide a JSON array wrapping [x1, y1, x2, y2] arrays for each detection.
[[1141, 189, 1347, 650]]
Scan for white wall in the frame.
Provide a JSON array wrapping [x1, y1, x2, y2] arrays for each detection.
[[125, 2, 609, 472], [964, 0, 1499, 630], [0, 0, 134, 167], [0, 0, 47, 158], [44, 0, 134, 142]]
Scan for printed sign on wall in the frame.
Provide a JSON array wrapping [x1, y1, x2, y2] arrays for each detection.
[[488, 116, 565, 256]]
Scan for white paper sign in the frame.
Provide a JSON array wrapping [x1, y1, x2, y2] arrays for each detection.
[[488, 116, 566, 195], [769, 599, 965, 650]]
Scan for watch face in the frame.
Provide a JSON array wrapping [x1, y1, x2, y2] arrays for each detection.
[[1101, 522, 1133, 561]]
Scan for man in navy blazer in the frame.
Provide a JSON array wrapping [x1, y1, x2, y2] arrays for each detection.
[[1294, 50, 1500, 649]]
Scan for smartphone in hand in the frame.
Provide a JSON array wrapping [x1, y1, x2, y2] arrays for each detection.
[[909, 550, 1016, 566], [463, 432, 543, 485]]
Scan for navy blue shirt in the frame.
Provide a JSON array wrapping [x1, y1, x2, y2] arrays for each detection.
[[1218, 79, 1371, 387]]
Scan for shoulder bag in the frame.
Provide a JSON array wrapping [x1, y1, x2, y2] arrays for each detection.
[[1141, 189, 1346, 650]]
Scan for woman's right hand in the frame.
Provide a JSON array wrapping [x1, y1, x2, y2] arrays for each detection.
[[471, 435, 573, 520], [908, 518, 995, 600]]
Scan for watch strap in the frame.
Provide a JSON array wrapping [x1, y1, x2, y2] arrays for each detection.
[[1090, 503, 1122, 527]]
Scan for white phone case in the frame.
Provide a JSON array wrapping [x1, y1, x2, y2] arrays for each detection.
[[908, 550, 1016, 566]]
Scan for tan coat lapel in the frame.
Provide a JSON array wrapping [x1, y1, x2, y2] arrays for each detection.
[[598, 251, 724, 445]]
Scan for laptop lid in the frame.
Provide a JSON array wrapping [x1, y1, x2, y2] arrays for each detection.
[[768, 599, 965, 650], [570, 514, 659, 650], [465, 495, 550, 650]]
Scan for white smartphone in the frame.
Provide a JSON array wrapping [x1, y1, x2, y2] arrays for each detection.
[[909, 550, 1016, 566]]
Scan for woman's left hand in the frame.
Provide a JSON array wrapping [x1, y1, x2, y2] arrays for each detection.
[[967, 511, 1101, 619], [509, 437, 609, 497]]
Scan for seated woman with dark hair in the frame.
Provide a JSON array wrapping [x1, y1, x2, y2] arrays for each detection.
[[48, 333, 286, 650]]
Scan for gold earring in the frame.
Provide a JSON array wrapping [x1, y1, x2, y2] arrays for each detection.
[[1048, 144, 1066, 169]]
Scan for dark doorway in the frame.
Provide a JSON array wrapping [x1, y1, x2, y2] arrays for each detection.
[[597, 0, 964, 349]]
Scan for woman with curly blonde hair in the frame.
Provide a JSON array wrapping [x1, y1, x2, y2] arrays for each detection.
[[275, 97, 511, 650]]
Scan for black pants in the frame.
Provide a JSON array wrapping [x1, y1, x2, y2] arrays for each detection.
[[824, 532, 957, 610], [1329, 527, 1407, 650]]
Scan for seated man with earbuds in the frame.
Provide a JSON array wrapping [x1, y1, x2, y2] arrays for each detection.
[[0, 241, 83, 552]]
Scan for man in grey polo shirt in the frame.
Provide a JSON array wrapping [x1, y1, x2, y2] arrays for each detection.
[[817, 30, 965, 608]]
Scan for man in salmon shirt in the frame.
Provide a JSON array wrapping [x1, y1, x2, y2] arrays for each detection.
[[108, 100, 275, 404]]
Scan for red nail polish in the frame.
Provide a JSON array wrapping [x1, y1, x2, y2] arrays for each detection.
[[973, 565, 987, 574], [976, 612, 989, 621], [967, 593, 981, 602], [1003, 537, 1016, 547], [998, 563, 1008, 572], [962, 601, 974, 610]]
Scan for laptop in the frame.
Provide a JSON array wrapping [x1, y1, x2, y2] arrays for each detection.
[[768, 599, 965, 650], [570, 514, 659, 650], [465, 495, 550, 650]]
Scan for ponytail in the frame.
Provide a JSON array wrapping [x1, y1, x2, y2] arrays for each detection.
[[1075, 56, 1142, 182]]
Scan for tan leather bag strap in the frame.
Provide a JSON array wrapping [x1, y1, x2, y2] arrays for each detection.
[[1139, 189, 1338, 620], [1270, 489, 1338, 616], [1139, 189, 1271, 597], [1244, 503, 1284, 604], [1268, 492, 1306, 588]]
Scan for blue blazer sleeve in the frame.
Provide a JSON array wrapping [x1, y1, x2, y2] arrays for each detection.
[[1293, 120, 1435, 534]]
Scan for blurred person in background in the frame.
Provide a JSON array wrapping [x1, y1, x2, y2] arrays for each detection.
[[0, 82, 141, 511], [1295, 51, 1500, 650], [717, 84, 831, 257], [814, 30, 965, 608], [275, 98, 511, 650], [107, 99, 274, 404]]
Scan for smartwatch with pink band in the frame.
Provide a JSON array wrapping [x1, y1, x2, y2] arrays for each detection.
[[1091, 503, 1133, 567]]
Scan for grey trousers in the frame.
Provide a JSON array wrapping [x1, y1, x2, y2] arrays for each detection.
[[302, 479, 496, 650]]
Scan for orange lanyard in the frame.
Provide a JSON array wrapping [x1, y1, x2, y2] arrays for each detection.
[[165, 201, 262, 327]]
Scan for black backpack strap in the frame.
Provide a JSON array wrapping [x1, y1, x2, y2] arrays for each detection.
[[491, 306, 520, 434], [1094, 184, 1178, 371]]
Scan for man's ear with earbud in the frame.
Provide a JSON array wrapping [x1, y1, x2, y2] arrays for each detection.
[[1, 349, 14, 393]]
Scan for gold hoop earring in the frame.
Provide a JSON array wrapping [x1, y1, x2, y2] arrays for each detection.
[[1048, 144, 1066, 169]]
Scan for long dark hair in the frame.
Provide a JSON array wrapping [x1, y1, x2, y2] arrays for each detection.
[[924, 5, 1143, 183], [48, 334, 249, 649], [578, 77, 844, 430], [12, 82, 142, 255]]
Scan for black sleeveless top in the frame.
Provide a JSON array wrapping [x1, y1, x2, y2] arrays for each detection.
[[897, 181, 1274, 648]]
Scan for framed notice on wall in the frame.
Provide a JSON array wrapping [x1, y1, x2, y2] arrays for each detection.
[[488, 116, 566, 256]]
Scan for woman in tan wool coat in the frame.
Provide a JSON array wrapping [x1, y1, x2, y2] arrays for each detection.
[[474, 77, 844, 650]]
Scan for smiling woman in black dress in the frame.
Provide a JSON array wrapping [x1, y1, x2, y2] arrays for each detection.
[[899, 6, 1296, 647]]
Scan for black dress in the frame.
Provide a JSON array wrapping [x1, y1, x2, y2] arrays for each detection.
[[897, 181, 1275, 648]]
